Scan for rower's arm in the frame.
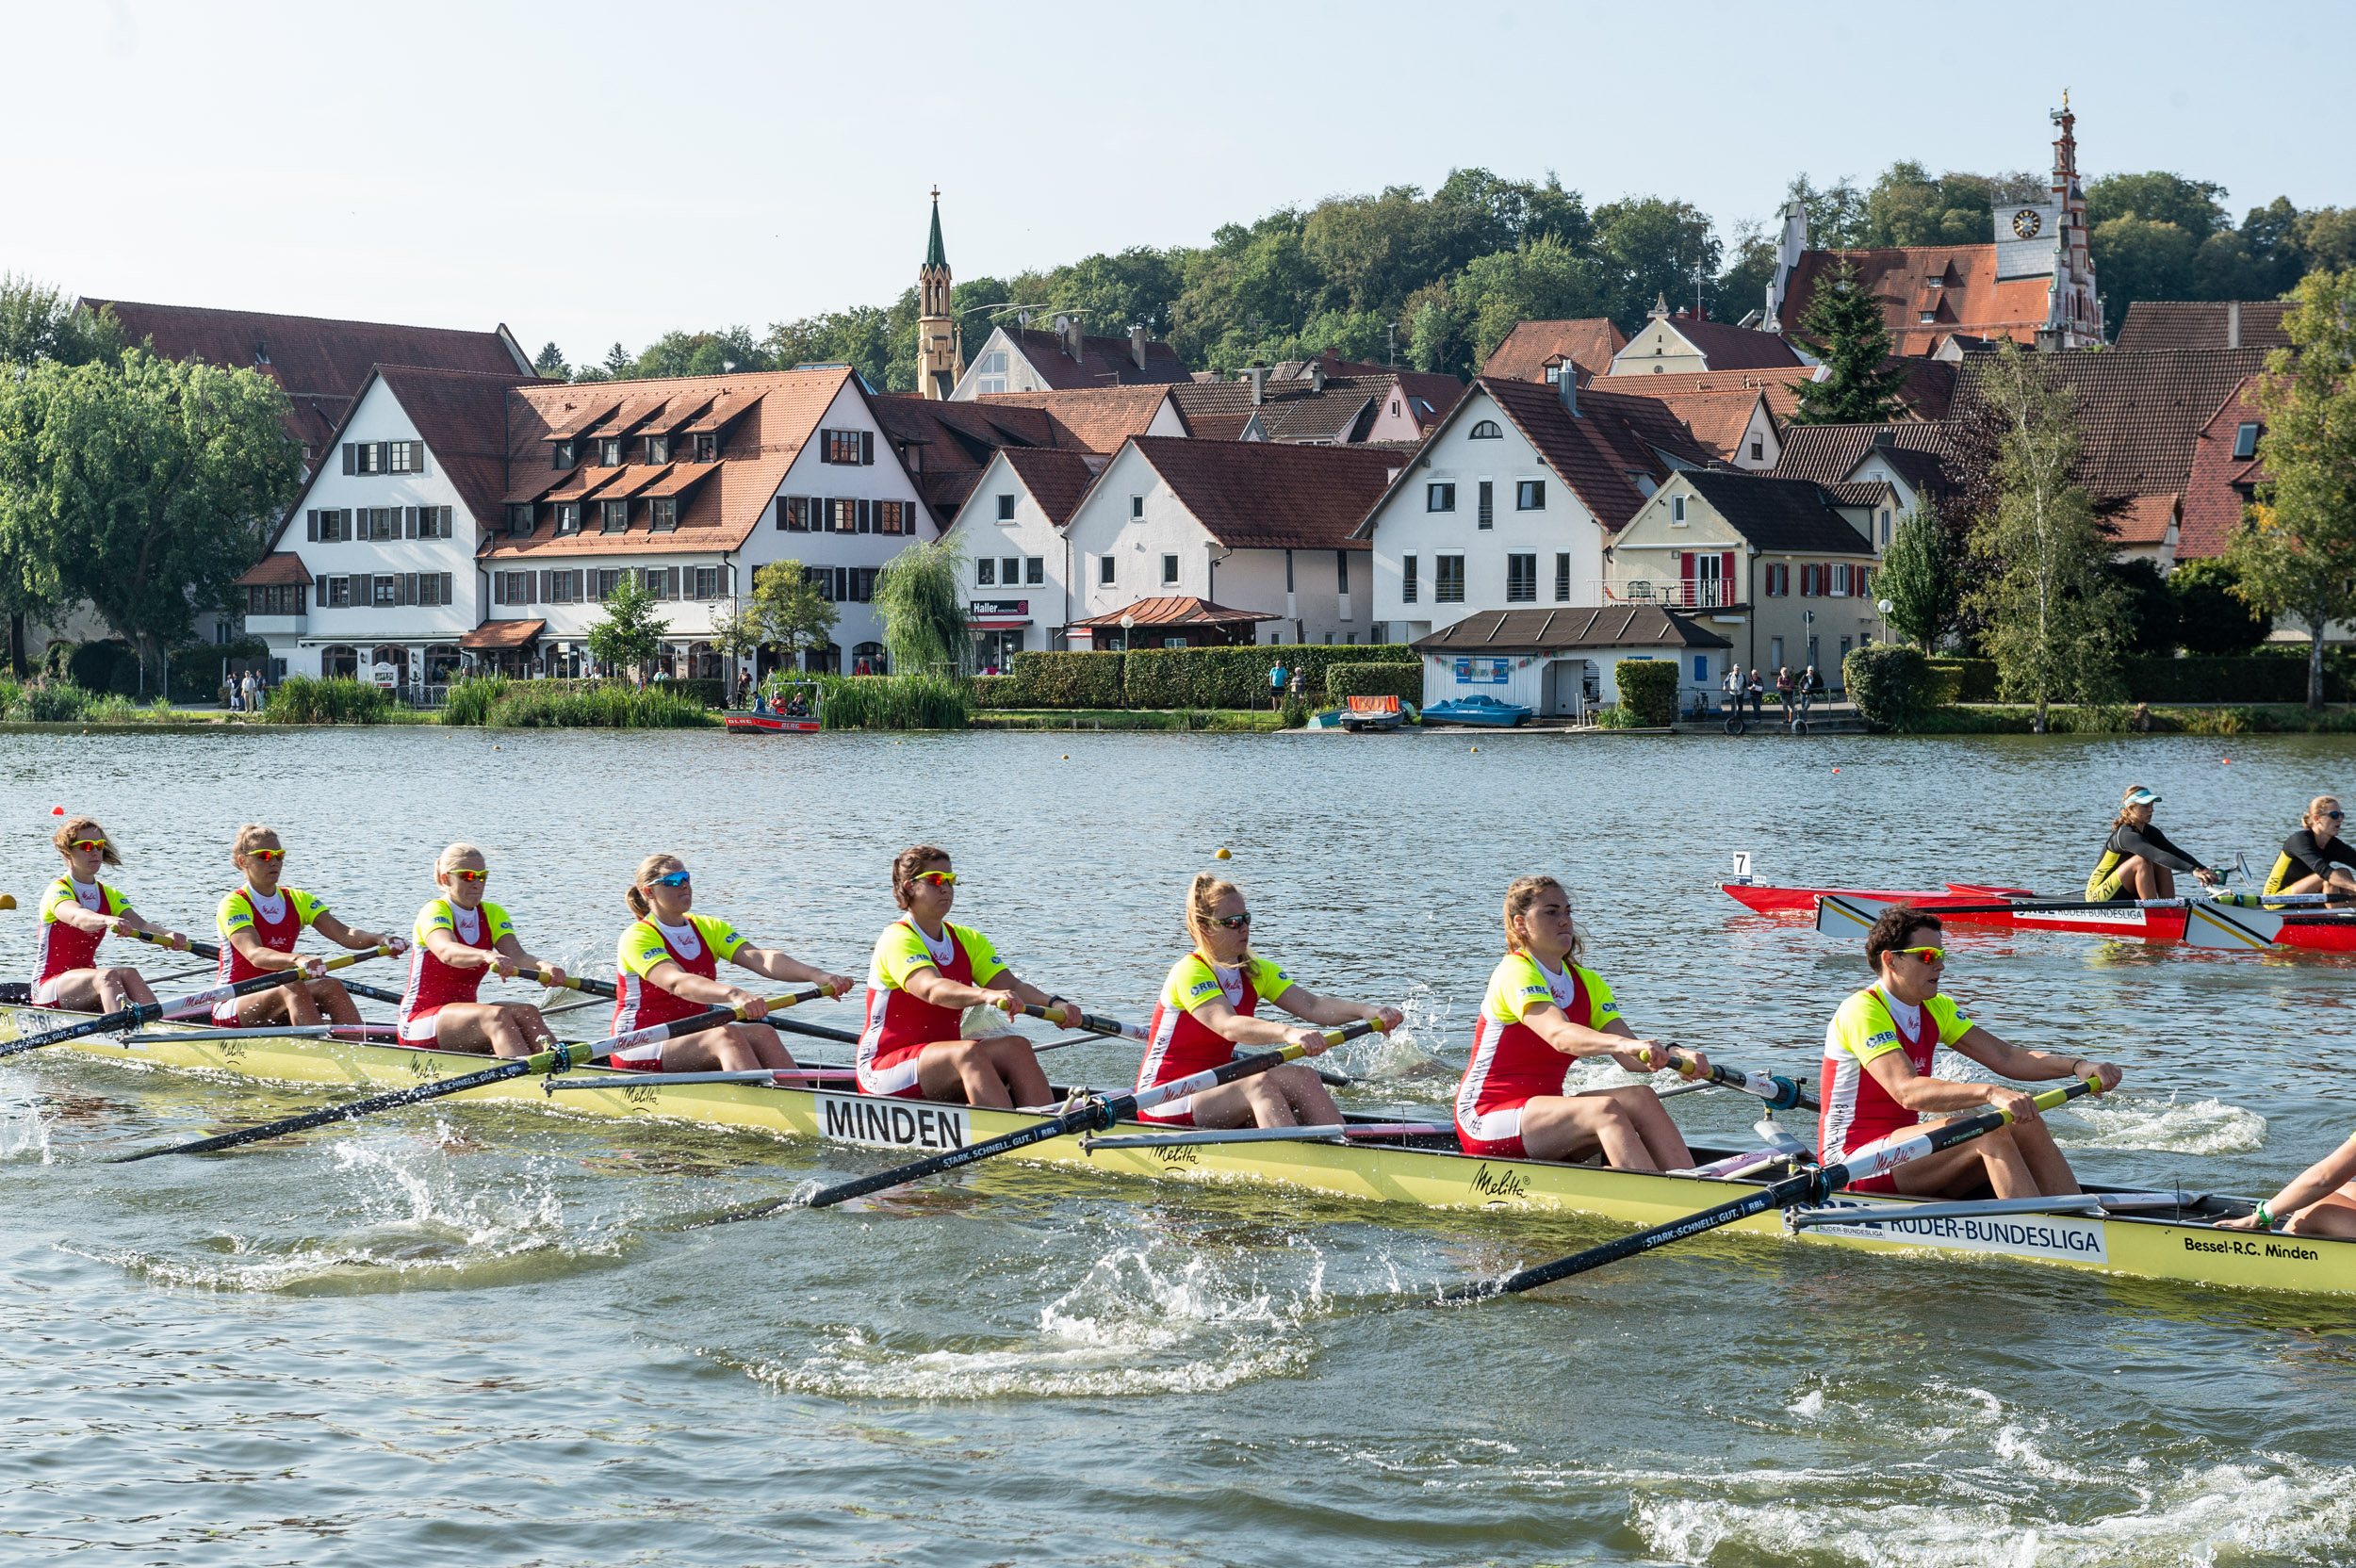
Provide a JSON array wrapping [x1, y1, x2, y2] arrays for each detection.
[[312, 910, 401, 953], [901, 963, 1010, 1012], [109, 906, 187, 948], [226, 925, 306, 973], [642, 956, 757, 1009], [488, 934, 564, 982], [2232, 1132, 2356, 1229], [1949, 1024, 2121, 1092], [729, 943, 853, 998], [1191, 994, 1318, 1050], [1269, 985, 1401, 1032], [1523, 1005, 1662, 1067]]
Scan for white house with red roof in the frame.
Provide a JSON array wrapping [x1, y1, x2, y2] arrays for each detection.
[[1609, 296, 1808, 378]]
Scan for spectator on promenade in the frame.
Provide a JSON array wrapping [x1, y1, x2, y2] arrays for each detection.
[[1268, 660, 1288, 711], [1721, 665, 1742, 712], [239, 671, 257, 712], [1745, 668, 1765, 718], [1775, 666, 1794, 720], [1287, 668, 1305, 704], [735, 672, 752, 709]]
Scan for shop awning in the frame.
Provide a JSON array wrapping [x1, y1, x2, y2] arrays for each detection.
[[460, 619, 545, 651], [970, 617, 1031, 630]]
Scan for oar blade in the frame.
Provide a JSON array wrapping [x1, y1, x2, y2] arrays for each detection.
[[1815, 893, 1887, 940], [2183, 901, 2282, 950]]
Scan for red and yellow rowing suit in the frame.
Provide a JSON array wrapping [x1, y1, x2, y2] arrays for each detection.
[[397, 898, 516, 1043], [33, 876, 131, 1005], [1135, 952, 1294, 1126], [213, 885, 330, 1022], [1454, 952, 1622, 1158], [611, 913, 746, 1068], [1819, 985, 1972, 1195], [857, 920, 1008, 1098]]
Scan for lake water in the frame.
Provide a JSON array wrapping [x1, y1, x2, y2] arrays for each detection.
[[4, 726, 2354, 1566]]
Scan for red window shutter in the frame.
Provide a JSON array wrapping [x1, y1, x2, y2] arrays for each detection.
[[1680, 551, 1695, 583], [1721, 551, 1736, 594]]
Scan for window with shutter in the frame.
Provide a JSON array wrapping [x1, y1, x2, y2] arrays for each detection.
[[860, 431, 874, 465], [415, 442, 428, 476], [1554, 552, 1570, 601], [1478, 481, 1494, 530], [857, 498, 872, 533], [404, 507, 417, 539], [440, 572, 453, 606], [376, 442, 391, 474], [307, 510, 319, 542]]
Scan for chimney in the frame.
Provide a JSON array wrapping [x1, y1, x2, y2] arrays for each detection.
[[1130, 323, 1149, 370], [1310, 360, 1327, 392], [1871, 427, 1895, 449], [1055, 313, 1085, 364], [1243, 364, 1268, 405], [1557, 360, 1579, 418], [2227, 301, 2242, 350]]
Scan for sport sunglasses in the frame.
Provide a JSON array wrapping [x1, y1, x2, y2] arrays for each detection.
[[449, 868, 490, 883], [1208, 911, 1252, 929], [66, 838, 108, 853], [646, 871, 691, 889], [1896, 945, 1946, 965], [909, 871, 957, 888], [247, 848, 288, 863]]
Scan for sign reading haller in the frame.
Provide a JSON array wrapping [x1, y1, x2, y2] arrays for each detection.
[[816, 1092, 970, 1152]]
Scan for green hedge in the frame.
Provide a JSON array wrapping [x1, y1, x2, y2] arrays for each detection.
[[1327, 662, 1423, 702], [969, 675, 1021, 710], [1010, 651, 1127, 708], [2120, 655, 2350, 704], [488, 682, 712, 727], [663, 677, 727, 709], [1615, 660, 1678, 727], [1927, 658, 1998, 703], [68, 641, 140, 695], [1010, 644, 1416, 709], [1844, 645, 1937, 729]]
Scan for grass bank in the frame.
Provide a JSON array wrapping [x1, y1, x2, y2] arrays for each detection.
[[443, 677, 712, 728], [1906, 703, 2356, 735]]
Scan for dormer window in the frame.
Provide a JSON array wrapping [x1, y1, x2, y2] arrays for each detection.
[[505, 503, 535, 536], [1543, 365, 1562, 384], [695, 433, 717, 462], [553, 439, 576, 470], [600, 499, 630, 533], [1468, 419, 1502, 440], [599, 437, 623, 467], [2233, 422, 2261, 460], [650, 498, 679, 532], [645, 434, 670, 465], [555, 502, 581, 535], [1630, 473, 1658, 498]]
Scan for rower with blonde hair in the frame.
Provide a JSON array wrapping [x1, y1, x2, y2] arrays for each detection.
[[396, 843, 568, 1056], [30, 816, 192, 1012], [609, 854, 852, 1073], [857, 845, 1078, 1108], [214, 825, 405, 1026], [2263, 796, 2356, 904], [1133, 872, 1401, 1129], [1453, 875, 1705, 1168]]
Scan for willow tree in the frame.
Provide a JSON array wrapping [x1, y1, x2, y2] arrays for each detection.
[[873, 534, 970, 676], [1966, 341, 2126, 731]]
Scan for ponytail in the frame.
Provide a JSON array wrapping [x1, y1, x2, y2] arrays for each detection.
[[627, 853, 679, 917]]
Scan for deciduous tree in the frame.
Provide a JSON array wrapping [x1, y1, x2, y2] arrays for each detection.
[[872, 534, 969, 676], [583, 571, 669, 679], [748, 560, 837, 670], [1876, 508, 1958, 652]]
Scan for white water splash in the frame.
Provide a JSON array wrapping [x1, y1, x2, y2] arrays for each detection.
[[752, 1244, 1327, 1399], [1334, 983, 1456, 1082], [0, 1086, 53, 1163], [2053, 1094, 2266, 1156]]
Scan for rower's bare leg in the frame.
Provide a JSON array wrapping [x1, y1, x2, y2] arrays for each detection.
[[1516, 1094, 1655, 1168], [46, 967, 160, 1012], [2124, 858, 2175, 900], [1185, 1077, 1284, 1129], [2005, 1114, 2083, 1195], [234, 982, 322, 1027], [2284, 1187, 2356, 1238], [1888, 1126, 2039, 1199], [1273, 1064, 1342, 1125], [309, 978, 361, 1025], [916, 1036, 1043, 1108], [432, 1002, 550, 1058], [1616, 1087, 1697, 1170]]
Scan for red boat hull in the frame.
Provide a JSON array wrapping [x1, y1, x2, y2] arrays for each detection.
[[1720, 881, 2356, 953]]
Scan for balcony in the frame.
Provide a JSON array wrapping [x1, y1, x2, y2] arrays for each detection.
[[1597, 579, 1745, 611]]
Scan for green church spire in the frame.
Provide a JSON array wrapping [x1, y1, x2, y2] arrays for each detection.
[[924, 187, 948, 270]]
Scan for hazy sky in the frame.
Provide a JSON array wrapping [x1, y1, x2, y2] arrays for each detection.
[[8, 0, 2348, 363]]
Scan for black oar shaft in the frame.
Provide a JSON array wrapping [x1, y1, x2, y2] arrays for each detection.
[[1, 946, 390, 1062]]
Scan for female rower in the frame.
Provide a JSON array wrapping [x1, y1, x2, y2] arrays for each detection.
[[397, 843, 568, 1057], [31, 816, 192, 1011], [2085, 784, 2221, 902], [1136, 874, 1401, 1129], [2263, 796, 2356, 904], [610, 855, 852, 1073], [2218, 1130, 2356, 1239], [858, 845, 1077, 1108], [215, 825, 405, 1026], [1454, 875, 1704, 1168]]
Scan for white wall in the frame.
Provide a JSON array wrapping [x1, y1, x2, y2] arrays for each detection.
[[1418, 646, 1712, 712], [1609, 318, 1708, 376], [1364, 386, 1610, 641], [271, 376, 483, 678], [951, 450, 1079, 649]]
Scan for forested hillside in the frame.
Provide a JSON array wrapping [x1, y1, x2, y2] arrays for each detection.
[[537, 162, 2353, 392]]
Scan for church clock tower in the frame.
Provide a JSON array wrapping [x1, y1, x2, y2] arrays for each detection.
[[916, 188, 964, 400]]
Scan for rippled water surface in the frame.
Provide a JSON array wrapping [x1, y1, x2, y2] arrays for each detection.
[[5, 727, 2355, 1566]]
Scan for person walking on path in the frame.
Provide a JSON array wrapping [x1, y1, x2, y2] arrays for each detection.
[[1268, 660, 1288, 711]]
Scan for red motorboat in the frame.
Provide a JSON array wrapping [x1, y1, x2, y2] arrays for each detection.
[[724, 710, 820, 734], [1722, 877, 2356, 954]]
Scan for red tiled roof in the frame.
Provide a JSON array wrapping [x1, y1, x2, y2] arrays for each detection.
[[1775, 247, 2053, 356], [86, 298, 533, 451], [376, 366, 545, 528], [970, 385, 1175, 453], [234, 551, 314, 587], [1770, 423, 1972, 489], [1949, 346, 2271, 498], [996, 449, 1103, 525], [1006, 327, 1192, 390], [1412, 606, 1729, 652], [1168, 374, 1432, 443], [461, 619, 545, 650], [1464, 379, 1718, 531], [2178, 376, 2267, 560], [2116, 302, 2294, 353], [485, 368, 860, 559], [1481, 318, 1628, 383], [1127, 436, 1399, 550], [2105, 492, 2180, 547], [1596, 360, 1956, 424], [1070, 595, 1280, 629], [1619, 387, 1772, 464], [1621, 315, 1803, 372]]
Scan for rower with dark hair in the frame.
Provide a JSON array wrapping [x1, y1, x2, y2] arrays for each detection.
[[2264, 796, 2356, 905], [1820, 905, 2122, 1200], [2086, 785, 2221, 902]]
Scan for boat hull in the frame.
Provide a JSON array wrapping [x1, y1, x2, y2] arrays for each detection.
[[7, 1005, 2348, 1298], [724, 710, 820, 734], [1721, 881, 2356, 952]]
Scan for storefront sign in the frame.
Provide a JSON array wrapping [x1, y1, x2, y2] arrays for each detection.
[[969, 599, 1029, 617]]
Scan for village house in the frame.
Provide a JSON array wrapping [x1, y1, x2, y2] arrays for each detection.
[[1167, 365, 1464, 444], [1608, 297, 1806, 377], [2177, 377, 2267, 563], [1408, 606, 1732, 718], [949, 448, 1106, 662], [1354, 372, 1714, 645], [949, 316, 1192, 399], [1480, 318, 1628, 387], [1061, 438, 1402, 648], [2115, 300, 2293, 353], [1604, 469, 1889, 684]]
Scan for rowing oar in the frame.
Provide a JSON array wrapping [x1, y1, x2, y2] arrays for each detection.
[[1016, 1001, 1357, 1087], [1816, 891, 2282, 952], [106, 982, 841, 1162], [123, 929, 412, 1006], [0, 946, 394, 1064], [1657, 1047, 1813, 1111], [790, 1014, 1392, 1211], [1438, 1074, 2102, 1302]]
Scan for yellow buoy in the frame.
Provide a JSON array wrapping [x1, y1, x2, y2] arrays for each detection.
[[0, 893, 16, 910], [1215, 847, 1231, 860], [1470, 745, 1479, 753]]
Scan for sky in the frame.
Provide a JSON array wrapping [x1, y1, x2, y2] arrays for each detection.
[[6, 0, 2349, 364]]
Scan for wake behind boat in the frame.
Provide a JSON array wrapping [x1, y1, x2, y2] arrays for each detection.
[[8, 999, 2348, 1299]]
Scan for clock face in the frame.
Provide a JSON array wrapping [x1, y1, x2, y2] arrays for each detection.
[[2012, 208, 2043, 239]]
